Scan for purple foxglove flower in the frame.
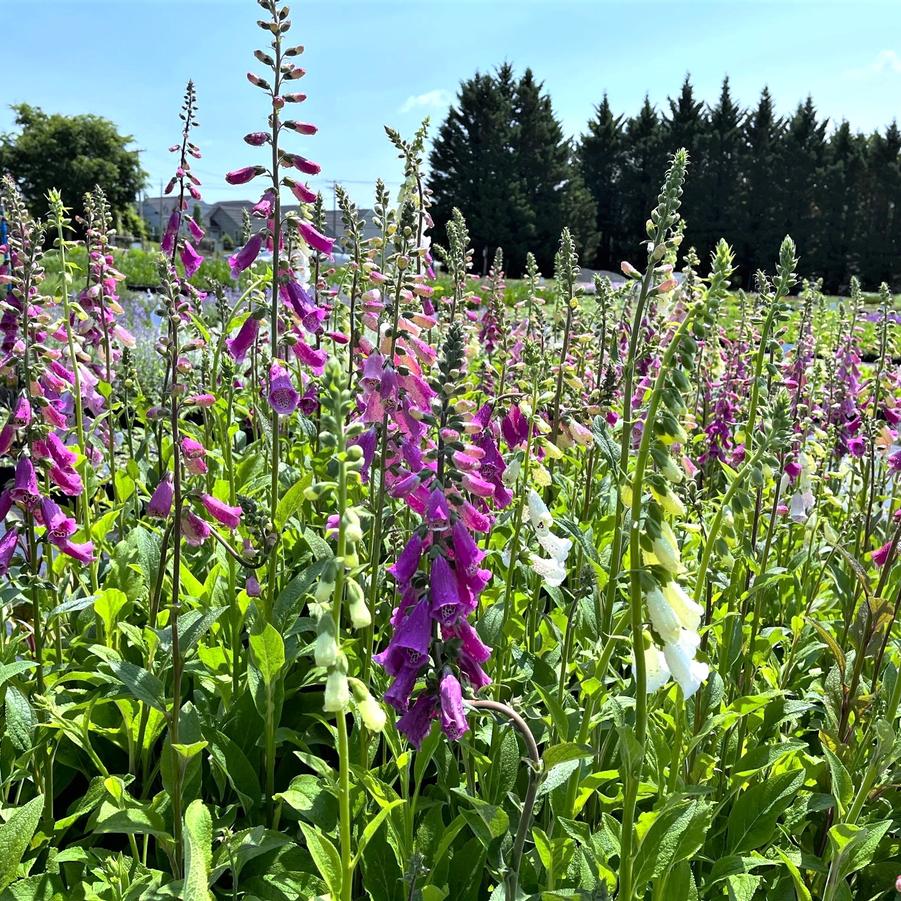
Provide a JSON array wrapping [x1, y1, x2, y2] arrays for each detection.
[[502, 404, 529, 447], [267, 362, 300, 415], [424, 488, 451, 531], [460, 500, 492, 533], [58, 539, 95, 564], [451, 521, 484, 573], [225, 165, 264, 185], [228, 232, 264, 278], [243, 132, 270, 146], [439, 671, 469, 741], [0, 490, 11, 519], [388, 534, 423, 584], [462, 471, 495, 499], [181, 510, 211, 546], [41, 497, 77, 542], [284, 153, 321, 175], [13, 396, 31, 426], [252, 191, 275, 219], [181, 436, 206, 459], [374, 598, 432, 676], [430, 554, 461, 625], [226, 316, 260, 364], [287, 180, 317, 203], [47, 433, 78, 469], [51, 465, 83, 497], [11, 458, 40, 510], [872, 541, 893, 567], [181, 240, 203, 277], [848, 436, 866, 457], [292, 337, 327, 374], [246, 574, 261, 596], [201, 494, 242, 529], [0, 423, 14, 455], [148, 473, 174, 518], [784, 460, 801, 480], [383, 665, 421, 713], [352, 428, 377, 482], [187, 217, 205, 242], [0, 527, 18, 575], [396, 692, 437, 749], [161, 209, 181, 255], [297, 221, 334, 256]]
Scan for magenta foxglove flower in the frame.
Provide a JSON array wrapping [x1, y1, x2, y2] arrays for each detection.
[[187, 217, 205, 242], [0, 528, 18, 575], [225, 165, 264, 185], [283, 154, 321, 175], [181, 240, 203, 277], [226, 316, 260, 364], [181, 436, 206, 459], [297, 221, 334, 256], [429, 554, 462, 626], [424, 488, 451, 531], [40, 497, 77, 542], [47, 433, 78, 468], [286, 180, 317, 203], [872, 541, 893, 567], [13, 396, 31, 426], [148, 473, 174, 518], [161, 209, 181, 255], [11, 458, 40, 510], [438, 671, 469, 741], [396, 693, 437, 749], [201, 494, 242, 529], [388, 534, 423, 584], [181, 510, 211, 546], [848, 436, 866, 457], [57, 539, 95, 564], [267, 362, 299, 415], [228, 232, 264, 278]]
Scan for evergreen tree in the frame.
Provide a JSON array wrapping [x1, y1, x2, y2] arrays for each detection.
[[739, 87, 785, 284], [693, 77, 745, 264], [577, 94, 624, 269], [620, 97, 666, 260], [781, 97, 828, 275], [664, 76, 706, 241], [859, 122, 901, 285]]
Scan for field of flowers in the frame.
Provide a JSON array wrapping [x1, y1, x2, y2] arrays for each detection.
[[1, 3, 900, 900]]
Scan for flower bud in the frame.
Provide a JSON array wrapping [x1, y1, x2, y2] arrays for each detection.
[[346, 581, 371, 629], [323, 668, 349, 712], [314, 614, 338, 667]]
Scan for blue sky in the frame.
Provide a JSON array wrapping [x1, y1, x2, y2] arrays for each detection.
[[3, 1, 900, 208]]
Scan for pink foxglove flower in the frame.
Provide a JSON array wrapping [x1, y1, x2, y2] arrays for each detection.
[[267, 362, 299, 415], [200, 494, 243, 529]]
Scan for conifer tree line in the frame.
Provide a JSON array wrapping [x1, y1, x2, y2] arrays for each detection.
[[429, 67, 901, 292]]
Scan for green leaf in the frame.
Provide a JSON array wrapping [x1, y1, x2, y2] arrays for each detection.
[[95, 588, 128, 641], [299, 823, 342, 899], [206, 730, 261, 814], [543, 742, 593, 771], [776, 849, 812, 901], [634, 800, 710, 888], [732, 740, 806, 778], [726, 770, 804, 854], [0, 795, 44, 890], [275, 476, 308, 531], [182, 799, 213, 901], [352, 799, 403, 866], [106, 660, 167, 712], [249, 623, 285, 686], [4, 686, 35, 753], [93, 801, 169, 838], [822, 746, 853, 817]]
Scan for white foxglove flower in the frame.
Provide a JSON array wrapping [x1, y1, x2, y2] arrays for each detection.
[[356, 694, 386, 732], [646, 585, 682, 644], [323, 669, 350, 712], [652, 486, 686, 517], [660, 580, 703, 634], [640, 643, 672, 693], [536, 529, 572, 563], [647, 533, 682, 574], [528, 552, 567, 587], [502, 455, 522, 486], [526, 489, 553, 530], [663, 630, 709, 699]]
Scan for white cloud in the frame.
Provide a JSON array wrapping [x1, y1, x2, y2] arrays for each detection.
[[845, 49, 901, 79], [399, 89, 453, 114]]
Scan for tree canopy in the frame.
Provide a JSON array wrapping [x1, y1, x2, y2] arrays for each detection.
[[0, 104, 146, 234]]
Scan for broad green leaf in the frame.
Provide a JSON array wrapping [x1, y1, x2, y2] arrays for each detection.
[[4, 686, 35, 753], [250, 623, 285, 686], [732, 740, 806, 778], [543, 742, 593, 771], [776, 849, 812, 901], [634, 800, 710, 888], [352, 799, 403, 866], [182, 799, 213, 901], [275, 476, 308, 530], [106, 660, 167, 712], [726, 770, 804, 854], [95, 588, 128, 641], [299, 823, 342, 899], [822, 746, 853, 817], [0, 795, 44, 890]]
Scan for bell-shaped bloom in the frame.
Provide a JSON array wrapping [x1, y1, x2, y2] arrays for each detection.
[[639, 643, 672, 693], [872, 541, 893, 567], [267, 362, 299, 415], [323, 669, 350, 712], [13, 396, 31, 427], [396, 692, 437, 749], [46, 433, 78, 468], [181, 240, 203, 277], [374, 599, 432, 677], [225, 165, 263, 185], [438, 672, 469, 741], [297, 221, 334, 256], [181, 510, 211, 546], [536, 529, 572, 564], [424, 488, 451, 531], [225, 316, 260, 364], [41, 497, 77, 542], [388, 533, 423, 585], [187, 217, 205, 242], [161, 209, 181, 255], [529, 552, 567, 587], [181, 436, 206, 459], [430, 555, 462, 625], [662, 630, 709, 699], [0, 528, 19, 575], [201, 494, 242, 529], [526, 490, 553, 531], [287, 180, 317, 203], [11, 458, 40, 511], [228, 232, 264, 278], [148, 474, 174, 518], [57, 539, 95, 564], [502, 404, 529, 448], [284, 154, 321, 175]]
